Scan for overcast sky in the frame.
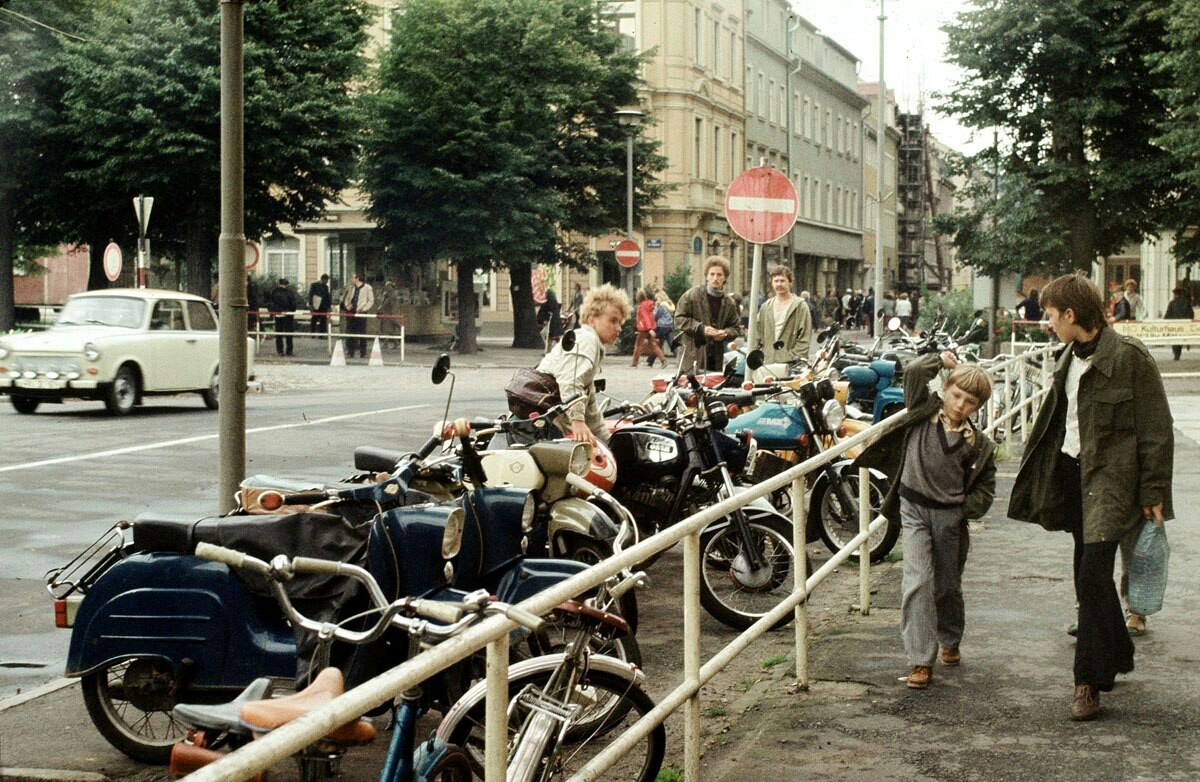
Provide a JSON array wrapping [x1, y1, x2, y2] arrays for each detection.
[[800, 0, 988, 155]]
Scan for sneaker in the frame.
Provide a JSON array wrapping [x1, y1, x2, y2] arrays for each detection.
[[939, 646, 961, 667], [1070, 684, 1099, 721], [906, 665, 932, 689]]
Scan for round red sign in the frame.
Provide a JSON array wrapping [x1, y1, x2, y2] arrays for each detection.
[[615, 239, 641, 269], [724, 167, 799, 244], [103, 242, 123, 282]]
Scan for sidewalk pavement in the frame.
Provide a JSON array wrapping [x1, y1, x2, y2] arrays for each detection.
[[2, 342, 1197, 781]]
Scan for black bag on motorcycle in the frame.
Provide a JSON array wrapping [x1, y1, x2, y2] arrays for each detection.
[[505, 367, 562, 418]]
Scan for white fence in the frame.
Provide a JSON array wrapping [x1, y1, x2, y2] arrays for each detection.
[[183, 343, 1058, 782]]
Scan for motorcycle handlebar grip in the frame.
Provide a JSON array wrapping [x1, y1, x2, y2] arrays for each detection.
[[194, 542, 248, 570], [504, 605, 546, 634], [416, 434, 442, 460], [410, 599, 466, 625], [283, 491, 328, 505]]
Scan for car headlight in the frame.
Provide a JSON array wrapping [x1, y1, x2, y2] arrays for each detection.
[[822, 399, 846, 431], [83, 343, 101, 362], [520, 491, 536, 533], [441, 507, 465, 559]]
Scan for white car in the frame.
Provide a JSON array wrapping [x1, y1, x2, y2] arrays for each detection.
[[0, 289, 255, 415]]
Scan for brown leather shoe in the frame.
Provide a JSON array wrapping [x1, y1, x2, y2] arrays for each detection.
[[939, 646, 961, 667], [906, 665, 932, 689], [1070, 684, 1100, 721]]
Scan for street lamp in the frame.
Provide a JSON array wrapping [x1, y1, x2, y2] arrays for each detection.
[[616, 108, 644, 299], [872, 0, 888, 335]]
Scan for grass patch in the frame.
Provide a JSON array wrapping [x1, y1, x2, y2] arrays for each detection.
[[761, 654, 789, 670], [883, 549, 904, 563], [738, 678, 757, 692], [656, 768, 684, 782], [704, 705, 728, 718]]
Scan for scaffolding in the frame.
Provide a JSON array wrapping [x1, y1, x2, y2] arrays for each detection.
[[896, 112, 925, 291]]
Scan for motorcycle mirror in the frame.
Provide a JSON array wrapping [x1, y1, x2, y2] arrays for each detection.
[[432, 353, 452, 385], [887, 316, 902, 332], [746, 349, 765, 371], [816, 327, 833, 344], [772, 340, 785, 351], [561, 329, 577, 352], [593, 378, 607, 392], [670, 331, 686, 351]]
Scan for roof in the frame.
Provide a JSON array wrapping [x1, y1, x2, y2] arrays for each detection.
[[68, 288, 211, 302]]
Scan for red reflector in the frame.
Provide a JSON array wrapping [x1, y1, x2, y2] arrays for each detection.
[[54, 599, 69, 628], [742, 382, 753, 391], [837, 425, 847, 437], [797, 434, 811, 447], [727, 404, 741, 418], [687, 394, 698, 407], [260, 491, 284, 511]]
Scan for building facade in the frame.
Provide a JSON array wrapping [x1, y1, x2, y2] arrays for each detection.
[[859, 82, 899, 296]]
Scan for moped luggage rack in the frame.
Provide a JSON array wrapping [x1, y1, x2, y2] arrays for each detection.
[[45, 519, 134, 600]]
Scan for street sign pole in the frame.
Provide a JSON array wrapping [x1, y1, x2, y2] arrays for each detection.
[[748, 242, 763, 349], [132, 194, 154, 289]]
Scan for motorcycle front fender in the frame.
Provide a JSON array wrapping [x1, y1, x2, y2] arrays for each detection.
[[727, 483, 780, 513], [545, 497, 619, 545], [808, 461, 889, 530], [65, 552, 295, 685], [492, 558, 590, 608]]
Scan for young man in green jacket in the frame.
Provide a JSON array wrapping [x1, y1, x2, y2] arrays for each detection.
[[1008, 274, 1174, 721]]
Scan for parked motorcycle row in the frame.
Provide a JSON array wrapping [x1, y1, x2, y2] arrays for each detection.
[[40, 317, 992, 780]]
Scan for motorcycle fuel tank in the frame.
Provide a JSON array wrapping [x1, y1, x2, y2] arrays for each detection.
[[608, 426, 686, 482], [727, 402, 808, 451]]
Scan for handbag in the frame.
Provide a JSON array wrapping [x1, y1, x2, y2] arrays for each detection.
[[505, 367, 562, 419], [1127, 519, 1169, 616]]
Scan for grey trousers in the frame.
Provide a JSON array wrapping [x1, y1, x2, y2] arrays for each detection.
[[900, 498, 970, 667]]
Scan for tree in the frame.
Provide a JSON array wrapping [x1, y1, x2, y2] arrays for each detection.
[[48, 0, 370, 295], [937, 0, 1175, 273], [1150, 0, 1200, 264], [360, 0, 666, 353], [0, 0, 100, 331]]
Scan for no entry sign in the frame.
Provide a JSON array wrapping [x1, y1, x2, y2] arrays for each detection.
[[103, 242, 123, 282], [724, 167, 799, 244], [615, 239, 641, 268]]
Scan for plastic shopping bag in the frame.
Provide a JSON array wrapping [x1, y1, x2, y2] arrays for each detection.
[[1127, 519, 1169, 616]]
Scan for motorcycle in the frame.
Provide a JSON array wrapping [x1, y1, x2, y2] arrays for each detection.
[[44, 363, 597, 764]]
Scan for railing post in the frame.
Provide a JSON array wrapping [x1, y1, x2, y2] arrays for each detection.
[[683, 528, 702, 782], [792, 474, 809, 689], [1017, 358, 1028, 444], [1003, 361, 1012, 441], [485, 634, 510, 780], [858, 466, 872, 615], [401, 323, 406, 364]]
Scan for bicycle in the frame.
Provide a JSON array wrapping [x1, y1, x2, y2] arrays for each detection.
[[175, 543, 547, 782]]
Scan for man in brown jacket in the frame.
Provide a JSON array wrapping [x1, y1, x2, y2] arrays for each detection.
[[1008, 274, 1174, 722], [673, 256, 741, 371]]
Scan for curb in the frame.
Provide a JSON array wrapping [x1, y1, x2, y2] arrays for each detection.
[[0, 679, 75, 714], [0, 771, 107, 782]]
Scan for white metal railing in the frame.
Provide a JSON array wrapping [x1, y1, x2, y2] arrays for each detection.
[[182, 348, 1053, 782]]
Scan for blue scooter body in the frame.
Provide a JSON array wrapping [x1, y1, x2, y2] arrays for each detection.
[[727, 400, 809, 450], [844, 359, 905, 422]]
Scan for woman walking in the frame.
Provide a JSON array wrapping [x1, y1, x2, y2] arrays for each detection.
[[631, 289, 666, 367]]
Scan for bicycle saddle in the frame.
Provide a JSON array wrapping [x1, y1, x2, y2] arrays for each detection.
[[239, 668, 376, 745]]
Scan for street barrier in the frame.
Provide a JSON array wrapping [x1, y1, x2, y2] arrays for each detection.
[[252, 310, 406, 364], [181, 345, 1058, 782]]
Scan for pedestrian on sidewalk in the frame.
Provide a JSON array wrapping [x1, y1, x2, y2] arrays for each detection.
[[269, 277, 300, 356], [854, 350, 996, 690], [1008, 273, 1174, 722], [630, 289, 666, 366], [647, 290, 675, 368], [675, 256, 741, 371], [1165, 286, 1193, 361], [308, 274, 332, 333], [340, 273, 374, 358], [753, 265, 812, 364]]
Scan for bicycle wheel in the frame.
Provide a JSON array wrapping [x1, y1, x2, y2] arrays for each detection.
[[440, 667, 664, 782]]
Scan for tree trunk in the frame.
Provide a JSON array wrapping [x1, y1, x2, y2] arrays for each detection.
[[86, 238, 111, 290], [185, 221, 216, 297], [455, 261, 478, 354], [0, 184, 14, 332], [508, 260, 541, 349]]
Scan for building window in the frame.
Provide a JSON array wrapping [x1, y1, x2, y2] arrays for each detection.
[[802, 175, 810, 219], [768, 79, 776, 123], [731, 130, 740, 178], [778, 85, 785, 128], [834, 186, 841, 224], [714, 125, 721, 182], [729, 31, 736, 80], [802, 97, 811, 138], [713, 20, 720, 75], [812, 179, 820, 221], [757, 73, 765, 118], [825, 109, 832, 148], [265, 237, 300, 281], [612, 1, 636, 51], [825, 183, 832, 223], [694, 117, 704, 178], [694, 8, 704, 67]]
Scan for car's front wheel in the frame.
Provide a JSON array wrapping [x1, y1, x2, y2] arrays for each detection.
[[10, 396, 39, 414], [200, 371, 219, 410], [104, 366, 139, 416]]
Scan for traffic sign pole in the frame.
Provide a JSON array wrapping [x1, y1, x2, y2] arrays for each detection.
[[724, 167, 799, 351]]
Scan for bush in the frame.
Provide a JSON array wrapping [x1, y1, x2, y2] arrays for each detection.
[[663, 263, 692, 304]]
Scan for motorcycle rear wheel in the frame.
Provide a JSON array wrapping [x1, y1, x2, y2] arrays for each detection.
[[699, 511, 802, 631], [811, 470, 896, 564], [80, 658, 191, 764]]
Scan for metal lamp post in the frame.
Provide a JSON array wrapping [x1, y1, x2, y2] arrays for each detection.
[[872, 0, 887, 335], [616, 108, 644, 300]]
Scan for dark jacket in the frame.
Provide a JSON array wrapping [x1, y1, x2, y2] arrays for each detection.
[[1165, 295, 1192, 320], [269, 285, 299, 315], [674, 284, 741, 371], [1007, 328, 1174, 543], [853, 353, 997, 524], [307, 281, 331, 313]]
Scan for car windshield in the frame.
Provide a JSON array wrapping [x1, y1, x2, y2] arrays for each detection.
[[57, 297, 147, 329]]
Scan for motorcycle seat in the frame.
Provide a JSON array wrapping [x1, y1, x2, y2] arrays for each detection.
[[353, 446, 406, 473], [173, 677, 274, 733], [131, 512, 342, 555]]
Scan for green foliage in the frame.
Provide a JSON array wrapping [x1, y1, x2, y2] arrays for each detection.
[[760, 654, 789, 670], [915, 288, 979, 336], [703, 705, 728, 718], [48, 0, 370, 290], [663, 263, 692, 305], [937, 0, 1176, 271], [654, 768, 684, 782], [360, 0, 667, 272]]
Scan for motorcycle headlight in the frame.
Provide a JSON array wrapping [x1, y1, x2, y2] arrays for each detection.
[[822, 399, 846, 431], [83, 343, 101, 362], [568, 442, 592, 477], [441, 507, 465, 559], [520, 491, 536, 533]]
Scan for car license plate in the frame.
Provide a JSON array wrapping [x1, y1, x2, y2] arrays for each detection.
[[15, 378, 67, 390]]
